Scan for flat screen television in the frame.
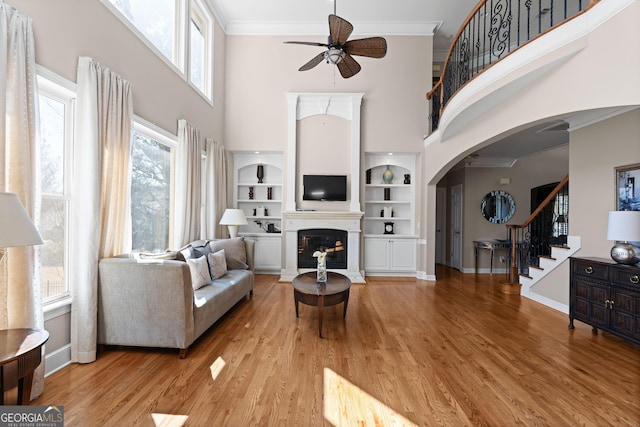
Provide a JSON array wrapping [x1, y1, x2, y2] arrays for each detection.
[[303, 175, 347, 201]]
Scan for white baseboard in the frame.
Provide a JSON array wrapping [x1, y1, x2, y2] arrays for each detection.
[[45, 344, 72, 377]]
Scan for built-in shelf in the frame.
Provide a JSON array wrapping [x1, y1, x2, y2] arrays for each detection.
[[363, 153, 417, 275]]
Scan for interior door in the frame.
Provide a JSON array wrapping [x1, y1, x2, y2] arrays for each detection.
[[436, 187, 446, 264], [451, 184, 463, 271]]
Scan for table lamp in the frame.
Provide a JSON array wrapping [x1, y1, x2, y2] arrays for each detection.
[[0, 193, 43, 262], [219, 209, 247, 239], [607, 210, 640, 264]]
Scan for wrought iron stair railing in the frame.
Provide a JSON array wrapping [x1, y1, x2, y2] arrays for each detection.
[[505, 175, 569, 284], [427, 0, 599, 133]]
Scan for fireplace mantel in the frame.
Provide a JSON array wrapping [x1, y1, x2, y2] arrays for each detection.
[[280, 210, 365, 283]]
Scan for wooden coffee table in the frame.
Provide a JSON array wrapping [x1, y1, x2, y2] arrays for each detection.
[[292, 271, 351, 337]]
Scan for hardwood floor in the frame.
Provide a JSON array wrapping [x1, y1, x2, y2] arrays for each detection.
[[34, 266, 640, 426]]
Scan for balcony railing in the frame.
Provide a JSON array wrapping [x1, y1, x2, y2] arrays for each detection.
[[427, 0, 600, 132]]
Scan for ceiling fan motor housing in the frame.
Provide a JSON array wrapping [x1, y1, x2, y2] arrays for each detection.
[[324, 48, 345, 64]]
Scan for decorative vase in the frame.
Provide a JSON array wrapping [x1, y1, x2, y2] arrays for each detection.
[[366, 169, 372, 184], [267, 187, 273, 200], [382, 166, 393, 184], [317, 259, 327, 283], [384, 187, 391, 201], [404, 174, 411, 184], [257, 164, 264, 183], [248, 186, 254, 200]]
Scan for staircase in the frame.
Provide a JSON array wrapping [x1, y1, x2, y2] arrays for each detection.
[[518, 235, 581, 310], [504, 176, 575, 306]]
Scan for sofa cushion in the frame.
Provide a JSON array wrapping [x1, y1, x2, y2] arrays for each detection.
[[187, 255, 211, 290], [208, 249, 228, 279], [208, 237, 248, 270]]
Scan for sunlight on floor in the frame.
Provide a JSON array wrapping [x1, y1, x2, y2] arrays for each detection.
[[210, 356, 226, 380], [151, 413, 188, 427], [323, 368, 418, 427]]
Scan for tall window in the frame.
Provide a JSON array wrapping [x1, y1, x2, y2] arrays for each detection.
[[37, 75, 74, 303], [130, 121, 175, 251], [103, 0, 214, 101], [189, 0, 211, 97]]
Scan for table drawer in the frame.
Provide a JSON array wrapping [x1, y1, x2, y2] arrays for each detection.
[[610, 267, 640, 289], [571, 259, 609, 281]]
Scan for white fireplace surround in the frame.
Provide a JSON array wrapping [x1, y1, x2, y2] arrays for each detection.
[[280, 93, 366, 283]]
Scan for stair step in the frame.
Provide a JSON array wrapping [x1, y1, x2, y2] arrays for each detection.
[[550, 245, 570, 250], [528, 265, 543, 271], [520, 274, 532, 280], [539, 255, 556, 261]]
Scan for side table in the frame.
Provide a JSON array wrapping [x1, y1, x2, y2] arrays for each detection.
[[0, 328, 49, 405]]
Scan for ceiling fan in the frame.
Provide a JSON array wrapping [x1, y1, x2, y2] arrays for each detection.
[[283, 8, 387, 79]]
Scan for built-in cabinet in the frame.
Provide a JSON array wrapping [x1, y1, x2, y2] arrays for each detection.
[[363, 153, 417, 275], [364, 236, 417, 272], [233, 152, 283, 273], [569, 257, 640, 346]]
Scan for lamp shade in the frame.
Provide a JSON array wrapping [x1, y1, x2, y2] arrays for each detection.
[[0, 193, 43, 247], [606, 211, 640, 241], [219, 209, 248, 226], [219, 209, 247, 239]]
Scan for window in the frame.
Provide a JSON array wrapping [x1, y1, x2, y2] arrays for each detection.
[[103, 0, 214, 101], [107, 0, 183, 70], [130, 120, 175, 252], [189, 0, 212, 97], [37, 73, 75, 303]]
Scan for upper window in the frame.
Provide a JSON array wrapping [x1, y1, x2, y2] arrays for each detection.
[[37, 73, 75, 304], [130, 120, 175, 252], [104, 0, 213, 102], [189, 0, 212, 97]]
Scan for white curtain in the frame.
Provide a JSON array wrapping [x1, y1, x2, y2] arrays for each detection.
[[174, 119, 202, 247], [0, 2, 44, 399], [203, 138, 227, 238], [71, 56, 132, 364]]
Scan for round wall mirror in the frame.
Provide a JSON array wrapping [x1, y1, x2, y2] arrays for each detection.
[[480, 190, 516, 224]]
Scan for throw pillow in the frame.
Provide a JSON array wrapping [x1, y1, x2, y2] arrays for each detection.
[[186, 255, 211, 290], [208, 237, 248, 270], [208, 249, 228, 279], [191, 245, 211, 259]]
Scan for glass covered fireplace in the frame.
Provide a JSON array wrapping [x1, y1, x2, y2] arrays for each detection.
[[298, 228, 348, 269]]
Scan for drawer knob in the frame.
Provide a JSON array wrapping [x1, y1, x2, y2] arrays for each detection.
[[631, 275, 639, 284], [585, 266, 593, 274]]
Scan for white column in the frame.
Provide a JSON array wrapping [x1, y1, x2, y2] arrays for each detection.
[[285, 93, 299, 212]]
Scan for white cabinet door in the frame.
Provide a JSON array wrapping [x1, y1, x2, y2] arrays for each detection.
[[253, 236, 282, 272], [389, 239, 417, 271], [364, 238, 390, 271]]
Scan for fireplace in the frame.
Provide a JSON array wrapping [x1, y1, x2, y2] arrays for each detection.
[[280, 210, 365, 283], [298, 229, 348, 269]]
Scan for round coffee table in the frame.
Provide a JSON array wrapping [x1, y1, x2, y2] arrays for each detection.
[[292, 271, 351, 337]]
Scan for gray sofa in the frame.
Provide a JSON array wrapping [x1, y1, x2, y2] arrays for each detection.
[[98, 237, 254, 358]]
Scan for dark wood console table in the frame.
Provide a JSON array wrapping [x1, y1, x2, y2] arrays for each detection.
[[569, 257, 640, 346], [0, 328, 49, 404]]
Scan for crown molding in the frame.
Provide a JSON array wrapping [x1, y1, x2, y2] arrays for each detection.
[[222, 20, 441, 36]]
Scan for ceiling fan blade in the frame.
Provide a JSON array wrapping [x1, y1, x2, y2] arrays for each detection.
[[284, 41, 329, 47], [343, 37, 388, 58], [337, 53, 361, 79], [328, 14, 353, 46], [299, 52, 326, 71]]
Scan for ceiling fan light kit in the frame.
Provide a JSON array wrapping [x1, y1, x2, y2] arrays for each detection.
[[284, 14, 387, 78]]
